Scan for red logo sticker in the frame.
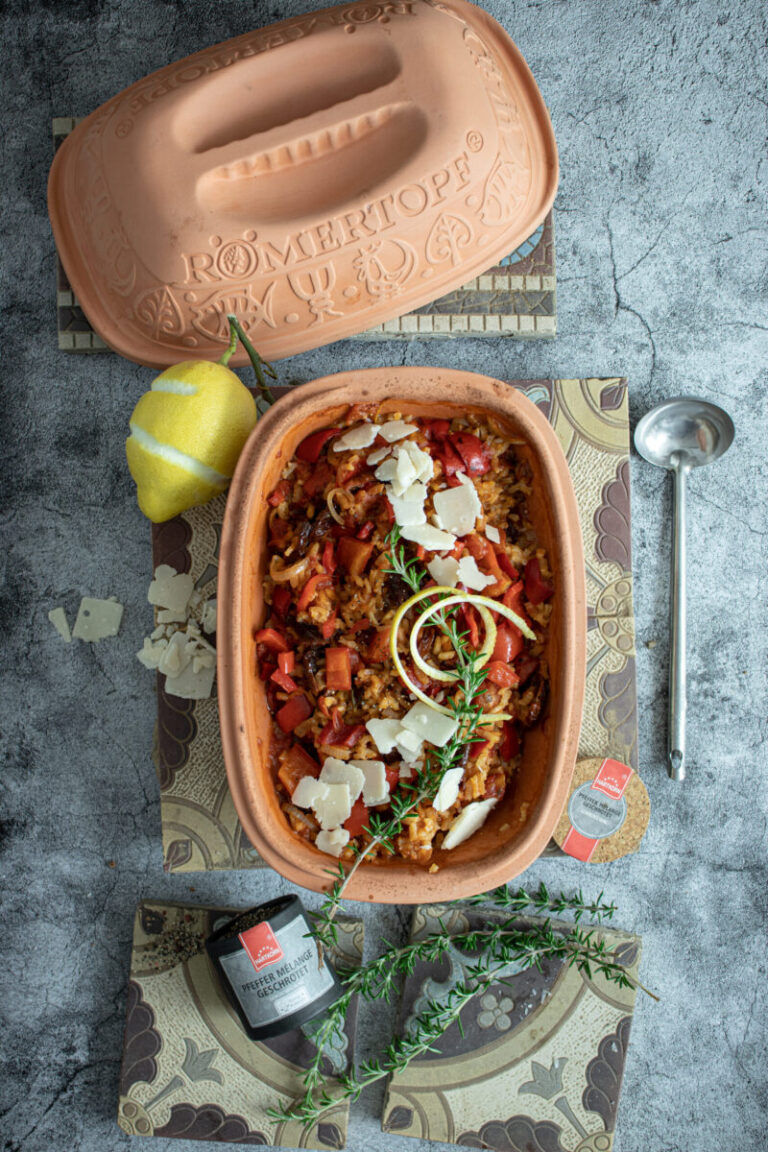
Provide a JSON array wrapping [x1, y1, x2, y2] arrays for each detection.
[[239, 923, 284, 972], [590, 758, 633, 801]]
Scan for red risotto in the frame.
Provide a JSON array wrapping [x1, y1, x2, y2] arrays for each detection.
[[256, 407, 554, 866]]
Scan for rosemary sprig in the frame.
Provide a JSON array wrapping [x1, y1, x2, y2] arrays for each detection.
[[383, 524, 424, 593], [270, 900, 656, 1126]]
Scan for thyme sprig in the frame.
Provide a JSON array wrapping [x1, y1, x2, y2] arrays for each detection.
[[310, 530, 488, 951], [460, 880, 618, 923], [269, 900, 656, 1126]]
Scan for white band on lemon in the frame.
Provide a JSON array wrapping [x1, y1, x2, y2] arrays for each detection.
[[128, 423, 230, 488]]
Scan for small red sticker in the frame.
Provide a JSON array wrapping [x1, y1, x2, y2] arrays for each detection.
[[238, 923, 284, 972]]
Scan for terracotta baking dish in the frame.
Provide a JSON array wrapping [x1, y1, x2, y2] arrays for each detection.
[[48, 0, 557, 367], [218, 368, 586, 902]]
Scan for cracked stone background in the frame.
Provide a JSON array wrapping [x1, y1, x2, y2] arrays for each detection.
[[1, 1, 766, 1150]]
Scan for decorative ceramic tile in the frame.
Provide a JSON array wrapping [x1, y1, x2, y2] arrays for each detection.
[[51, 119, 555, 348], [150, 378, 637, 872], [118, 900, 364, 1147], [382, 903, 642, 1151]]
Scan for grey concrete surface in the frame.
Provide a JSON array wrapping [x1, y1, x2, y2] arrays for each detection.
[[1, 1, 766, 1150]]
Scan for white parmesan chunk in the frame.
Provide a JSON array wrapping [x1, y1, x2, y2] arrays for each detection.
[[400, 524, 456, 552], [400, 440, 434, 483], [358, 761, 389, 806], [148, 565, 194, 614], [395, 738, 424, 762], [433, 766, 465, 813], [485, 524, 501, 544], [137, 637, 167, 669], [48, 607, 71, 642], [72, 597, 124, 642], [157, 630, 192, 677], [390, 485, 427, 527], [313, 783, 353, 830], [378, 419, 419, 443], [332, 423, 378, 451], [394, 727, 423, 754], [201, 599, 217, 633], [366, 446, 391, 466], [427, 556, 460, 587], [457, 555, 494, 591], [164, 660, 216, 700], [442, 798, 497, 849], [157, 608, 187, 624], [320, 758, 365, 803], [433, 481, 482, 537], [374, 457, 399, 484], [399, 761, 418, 780], [315, 828, 350, 857], [401, 702, 458, 748], [365, 718, 403, 755], [391, 447, 418, 496], [292, 777, 329, 809]]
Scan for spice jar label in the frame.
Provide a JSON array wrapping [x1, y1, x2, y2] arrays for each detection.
[[562, 758, 634, 862], [239, 923, 284, 972]]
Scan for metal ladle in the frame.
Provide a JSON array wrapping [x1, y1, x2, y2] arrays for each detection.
[[634, 397, 734, 781]]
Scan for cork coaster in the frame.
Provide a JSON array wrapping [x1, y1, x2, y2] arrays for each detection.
[[553, 757, 650, 863]]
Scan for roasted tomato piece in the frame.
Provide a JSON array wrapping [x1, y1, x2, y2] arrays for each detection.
[[344, 797, 369, 837], [277, 743, 321, 795], [449, 432, 491, 476], [296, 427, 340, 463], [485, 661, 521, 689], [524, 557, 554, 604], [491, 622, 524, 665]]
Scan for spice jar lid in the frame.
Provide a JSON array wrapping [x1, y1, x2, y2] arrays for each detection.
[[206, 895, 342, 1041], [48, 0, 558, 367]]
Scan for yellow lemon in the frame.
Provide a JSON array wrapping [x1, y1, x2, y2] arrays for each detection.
[[126, 359, 257, 523]]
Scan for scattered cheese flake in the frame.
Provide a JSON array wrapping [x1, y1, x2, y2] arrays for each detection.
[[292, 777, 329, 809], [394, 727, 423, 754], [148, 565, 194, 614], [137, 637, 167, 669], [400, 524, 456, 552], [457, 555, 494, 591], [320, 758, 365, 802], [316, 828, 350, 857], [374, 457, 399, 484], [332, 423, 378, 451], [313, 783, 353, 830], [157, 630, 192, 677], [366, 446, 391, 466], [378, 419, 419, 442], [365, 718, 403, 754], [150, 625, 169, 641], [400, 440, 434, 483], [427, 556, 460, 587], [442, 798, 497, 849], [485, 524, 501, 544], [392, 447, 418, 495], [399, 761, 418, 780], [395, 738, 424, 761], [201, 599, 217, 633], [389, 486, 427, 527], [401, 702, 458, 748], [358, 761, 389, 806], [164, 659, 216, 700], [72, 597, 124, 642], [48, 607, 71, 643], [433, 766, 464, 813], [433, 480, 482, 537], [157, 608, 187, 624]]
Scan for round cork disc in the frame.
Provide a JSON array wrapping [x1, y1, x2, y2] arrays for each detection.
[[554, 758, 650, 863]]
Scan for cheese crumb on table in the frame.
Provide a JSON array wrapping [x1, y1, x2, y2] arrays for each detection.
[[48, 607, 72, 642], [72, 597, 124, 642]]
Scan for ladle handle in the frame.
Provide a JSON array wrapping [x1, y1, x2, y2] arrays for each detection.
[[669, 463, 688, 781]]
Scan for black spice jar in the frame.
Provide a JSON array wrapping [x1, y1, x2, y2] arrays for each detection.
[[206, 895, 342, 1040]]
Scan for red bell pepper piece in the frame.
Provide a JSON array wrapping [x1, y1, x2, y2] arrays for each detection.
[[320, 610, 338, 640], [276, 693, 313, 734], [356, 520, 375, 541], [524, 557, 554, 605], [491, 622, 524, 665], [278, 743, 321, 795], [337, 536, 375, 579], [365, 627, 391, 663], [460, 604, 481, 650], [424, 419, 451, 439], [267, 479, 290, 507], [344, 797, 370, 837], [485, 661, 520, 689], [296, 574, 332, 613], [495, 550, 519, 581], [466, 534, 509, 595], [503, 580, 527, 617], [254, 627, 291, 654], [257, 657, 277, 682], [321, 540, 336, 574], [336, 457, 366, 487], [449, 432, 491, 476], [278, 651, 295, 675], [325, 647, 352, 691], [271, 667, 300, 693], [382, 496, 395, 526], [514, 654, 538, 685], [318, 720, 366, 748], [415, 544, 426, 561], [349, 618, 371, 633], [499, 721, 520, 762], [437, 440, 464, 477], [271, 586, 292, 619], [296, 427, 340, 464], [470, 738, 490, 760]]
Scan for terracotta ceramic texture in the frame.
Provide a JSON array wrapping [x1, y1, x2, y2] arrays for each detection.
[[47, 0, 558, 368], [217, 367, 586, 903]]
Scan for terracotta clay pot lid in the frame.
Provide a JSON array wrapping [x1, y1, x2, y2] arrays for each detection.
[[48, 0, 558, 368], [217, 367, 586, 903]]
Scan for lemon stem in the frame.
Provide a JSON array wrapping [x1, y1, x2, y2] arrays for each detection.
[[217, 320, 239, 367], [225, 314, 277, 406]]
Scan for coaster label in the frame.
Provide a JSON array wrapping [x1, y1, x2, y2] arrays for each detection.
[[562, 758, 634, 862]]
